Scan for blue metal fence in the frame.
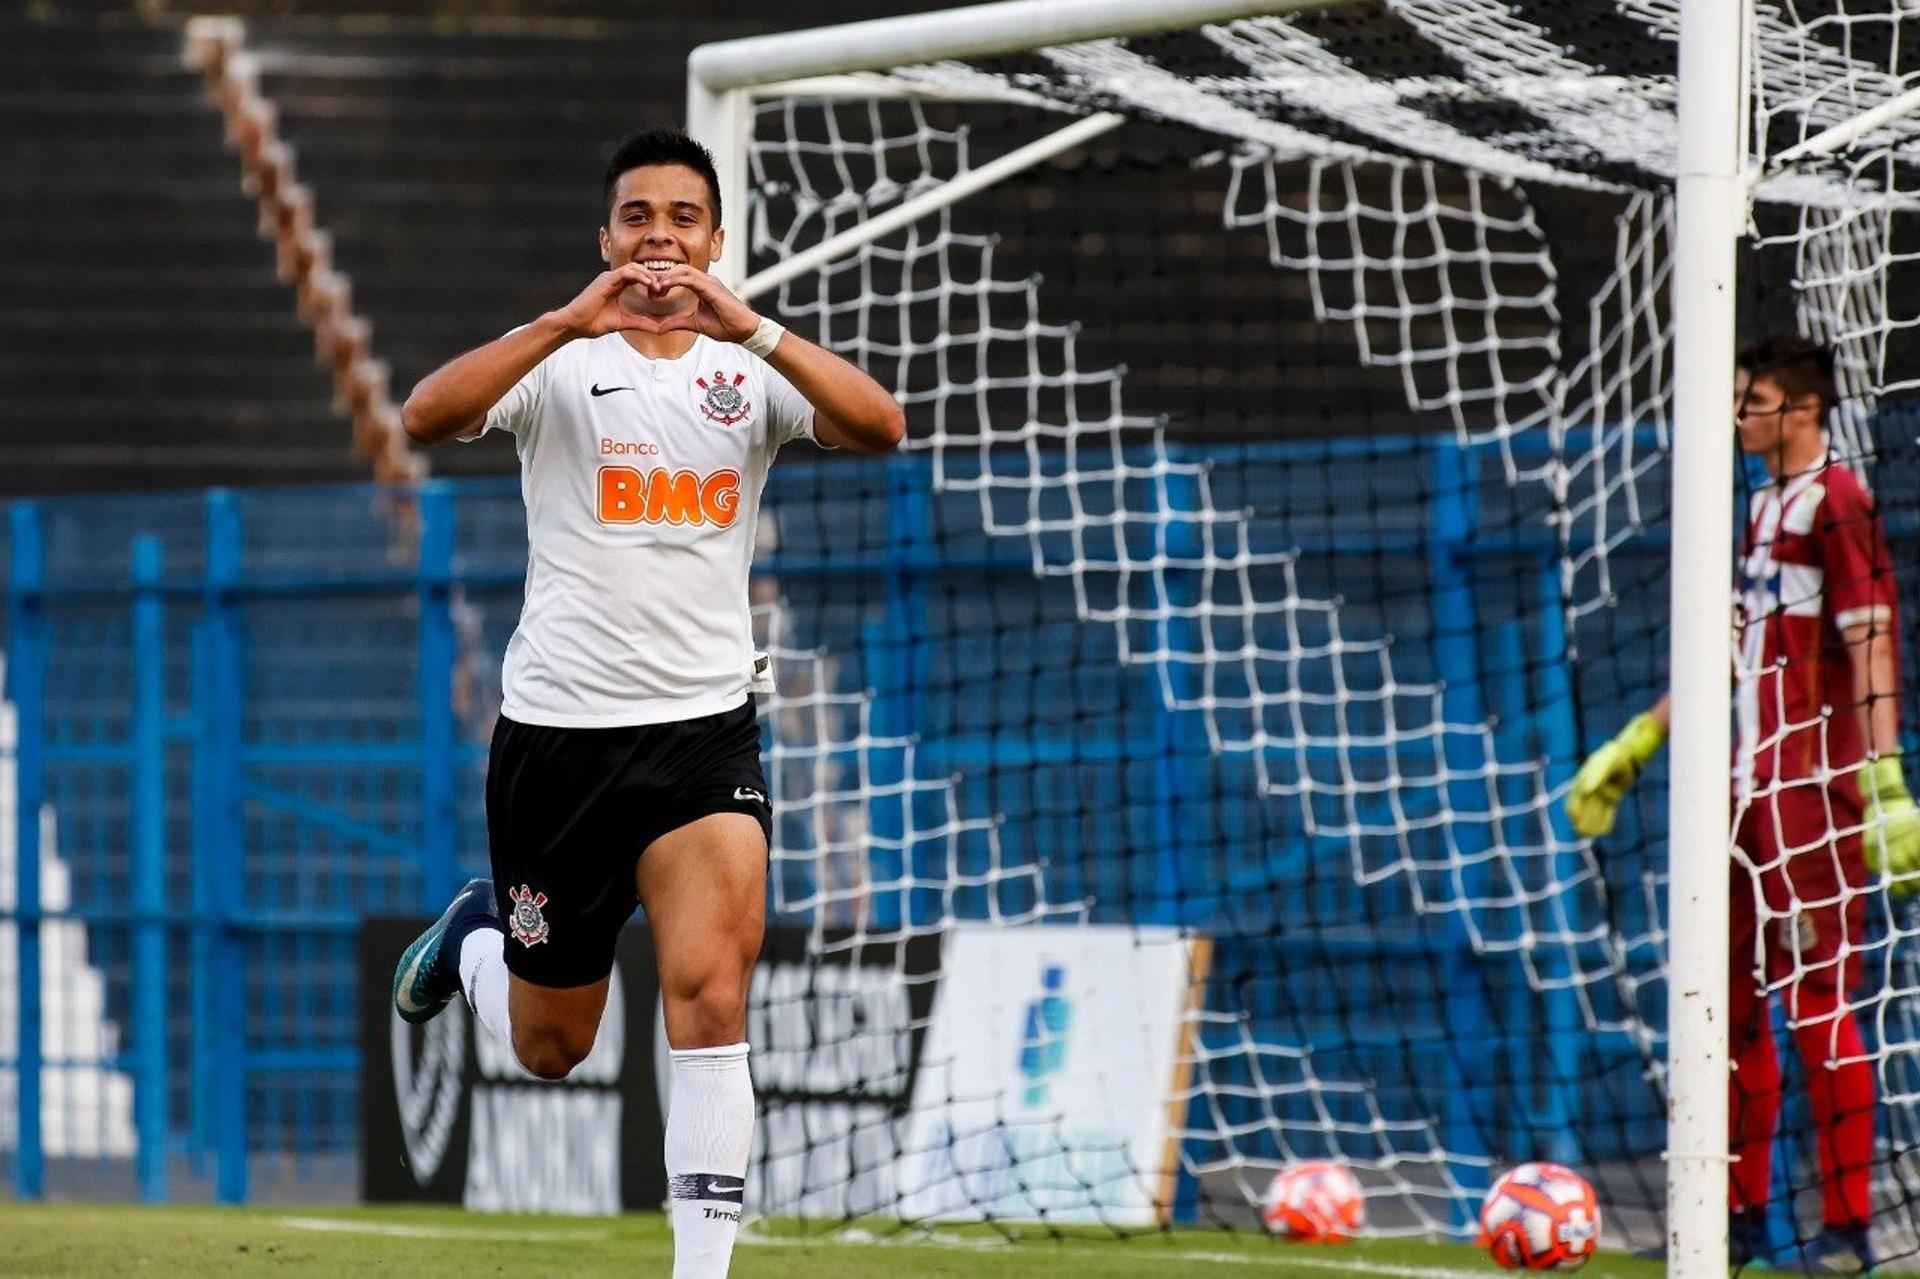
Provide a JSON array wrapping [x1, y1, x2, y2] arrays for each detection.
[[0, 439, 1673, 1205]]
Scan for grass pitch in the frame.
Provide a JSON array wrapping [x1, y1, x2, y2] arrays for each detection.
[[0, 1203, 1669, 1277]]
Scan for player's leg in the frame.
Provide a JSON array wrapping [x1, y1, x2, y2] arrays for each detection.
[[1728, 806, 1779, 1227], [450, 898, 620, 1082], [500, 973, 610, 1079], [1780, 972, 1876, 1277], [1778, 784, 1876, 1262], [1786, 980, 1873, 1228], [641, 812, 766, 1044], [638, 810, 766, 1279], [446, 715, 639, 1078], [442, 906, 609, 1078], [1751, 775, 1866, 1267]]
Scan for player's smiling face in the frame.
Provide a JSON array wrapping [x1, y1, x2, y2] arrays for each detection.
[[600, 163, 724, 318]]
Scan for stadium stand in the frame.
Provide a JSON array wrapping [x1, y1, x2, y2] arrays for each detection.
[[0, 14, 355, 496], [0, 2, 937, 497], [4, 0, 1494, 499]]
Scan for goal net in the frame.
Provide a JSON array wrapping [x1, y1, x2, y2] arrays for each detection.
[[717, 0, 1920, 1261]]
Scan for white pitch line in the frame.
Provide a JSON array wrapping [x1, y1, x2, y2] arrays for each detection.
[[1093, 1249, 1493, 1278], [739, 1226, 1002, 1251], [277, 1218, 1507, 1277], [274, 1215, 609, 1243], [737, 1227, 1497, 1278], [1047, 1245, 1493, 1278]]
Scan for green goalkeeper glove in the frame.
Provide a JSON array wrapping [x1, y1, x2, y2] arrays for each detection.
[[1861, 752, 1920, 893], [1565, 712, 1668, 839]]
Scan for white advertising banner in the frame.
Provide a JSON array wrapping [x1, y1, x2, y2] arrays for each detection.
[[899, 924, 1205, 1227]]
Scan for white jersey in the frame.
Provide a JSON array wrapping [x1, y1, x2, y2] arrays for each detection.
[[473, 331, 817, 727]]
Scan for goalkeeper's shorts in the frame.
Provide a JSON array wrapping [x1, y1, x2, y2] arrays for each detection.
[[483, 699, 773, 989], [1730, 782, 1867, 999]]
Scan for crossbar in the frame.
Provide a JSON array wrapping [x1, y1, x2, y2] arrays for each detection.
[[689, 0, 1338, 91], [690, 0, 1353, 288]]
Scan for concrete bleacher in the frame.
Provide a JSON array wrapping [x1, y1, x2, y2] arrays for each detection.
[[0, 16, 357, 497]]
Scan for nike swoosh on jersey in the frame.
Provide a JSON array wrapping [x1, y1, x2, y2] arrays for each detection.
[[589, 384, 633, 397], [734, 786, 766, 805]]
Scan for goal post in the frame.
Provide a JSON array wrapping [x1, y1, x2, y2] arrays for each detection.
[[687, 2, 1920, 1271], [1666, 0, 1745, 1272]]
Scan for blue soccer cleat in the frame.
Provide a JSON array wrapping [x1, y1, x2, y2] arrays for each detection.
[[1782, 1224, 1873, 1275], [391, 877, 497, 1025]]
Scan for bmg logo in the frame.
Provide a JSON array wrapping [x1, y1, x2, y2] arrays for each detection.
[[597, 466, 741, 527]]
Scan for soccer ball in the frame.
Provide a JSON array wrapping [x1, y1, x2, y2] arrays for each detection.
[[1479, 1161, 1601, 1270], [1262, 1160, 1365, 1242]]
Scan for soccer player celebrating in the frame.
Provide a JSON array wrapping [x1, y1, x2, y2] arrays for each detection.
[[1565, 336, 1918, 1273], [388, 129, 904, 1277]]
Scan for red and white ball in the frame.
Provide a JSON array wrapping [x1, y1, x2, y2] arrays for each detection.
[[1262, 1160, 1366, 1242], [1478, 1161, 1601, 1270]]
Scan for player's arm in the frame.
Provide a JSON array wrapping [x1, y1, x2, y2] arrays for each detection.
[[763, 330, 906, 455], [1833, 513, 1920, 886], [1846, 616, 1920, 888], [1564, 693, 1670, 839], [401, 264, 659, 446], [636, 265, 905, 454], [1845, 615, 1902, 762]]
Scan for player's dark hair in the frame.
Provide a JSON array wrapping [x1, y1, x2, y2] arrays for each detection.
[[1737, 334, 1836, 411], [603, 129, 723, 229]]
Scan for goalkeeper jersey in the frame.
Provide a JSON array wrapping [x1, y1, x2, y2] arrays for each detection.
[[471, 331, 819, 727], [1734, 458, 1896, 792]]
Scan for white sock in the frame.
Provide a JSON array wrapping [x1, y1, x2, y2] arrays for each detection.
[[458, 926, 514, 1051], [666, 1043, 754, 1279]]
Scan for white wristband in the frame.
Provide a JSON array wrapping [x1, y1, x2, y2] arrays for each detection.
[[741, 315, 786, 359]]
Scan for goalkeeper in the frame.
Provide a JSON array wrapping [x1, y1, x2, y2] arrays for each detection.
[[1566, 337, 1914, 1273]]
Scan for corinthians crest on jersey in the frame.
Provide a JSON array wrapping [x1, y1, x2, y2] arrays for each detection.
[[508, 884, 550, 947], [696, 370, 751, 426]]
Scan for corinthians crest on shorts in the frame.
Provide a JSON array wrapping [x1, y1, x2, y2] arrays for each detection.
[[508, 884, 550, 947], [696, 370, 751, 426]]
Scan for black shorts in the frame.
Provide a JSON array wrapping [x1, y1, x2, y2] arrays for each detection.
[[484, 699, 772, 989]]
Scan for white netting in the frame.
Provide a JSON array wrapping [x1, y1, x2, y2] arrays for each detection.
[[753, 102, 1631, 972], [1178, 1010, 1485, 1235], [737, 0, 1920, 1255], [753, 596, 1082, 951], [750, 96, 1640, 1236]]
